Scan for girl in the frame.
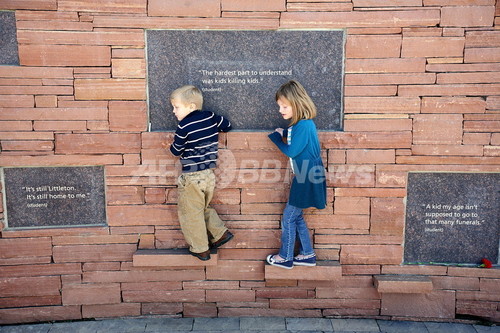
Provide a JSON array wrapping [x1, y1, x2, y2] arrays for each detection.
[[266, 80, 327, 269]]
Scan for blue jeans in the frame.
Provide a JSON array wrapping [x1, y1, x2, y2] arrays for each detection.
[[279, 203, 315, 261]]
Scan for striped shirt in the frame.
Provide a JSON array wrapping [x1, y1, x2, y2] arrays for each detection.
[[170, 110, 232, 173]]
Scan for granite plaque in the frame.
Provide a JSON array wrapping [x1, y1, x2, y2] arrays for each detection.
[[0, 11, 19, 65], [147, 30, 344, 131], [404, 173, 500, 265], [2, 166, 107, 229]]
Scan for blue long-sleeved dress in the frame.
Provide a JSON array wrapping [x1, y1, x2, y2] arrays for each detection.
[[268, 119, 327, 209]]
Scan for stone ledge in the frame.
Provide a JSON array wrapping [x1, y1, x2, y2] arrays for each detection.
[[265, 261, 341, 281], [132, 248, 218, 267], [374, 275, 433, 294]]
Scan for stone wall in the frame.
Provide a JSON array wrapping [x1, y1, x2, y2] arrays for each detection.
[[0, 0, 499, 325]]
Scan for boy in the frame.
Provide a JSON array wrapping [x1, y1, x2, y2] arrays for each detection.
[[169, 85, 233, 261]]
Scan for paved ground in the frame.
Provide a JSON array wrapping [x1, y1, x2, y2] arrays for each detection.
[[0, 317, 499, 333]]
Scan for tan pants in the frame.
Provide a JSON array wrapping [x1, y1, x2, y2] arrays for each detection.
[[177, 169, 227, 253]]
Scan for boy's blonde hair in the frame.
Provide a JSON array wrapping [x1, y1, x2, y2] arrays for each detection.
[[170, 85, 203, 110], [276, 80, 317, 126]]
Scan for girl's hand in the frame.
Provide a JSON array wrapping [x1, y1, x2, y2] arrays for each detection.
[[275, 128, 284, 136]]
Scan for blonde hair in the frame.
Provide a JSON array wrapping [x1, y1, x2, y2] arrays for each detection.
[[276, 80, 317, 126], [170, 85, 203, 110]]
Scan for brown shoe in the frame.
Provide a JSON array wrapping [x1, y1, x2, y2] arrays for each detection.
[[189, 249, 211, 261], [211, 231, 234, 249]]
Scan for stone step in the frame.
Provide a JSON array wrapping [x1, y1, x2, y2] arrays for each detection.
[[374, 275, 433, 294], [132, 248, 218, 267], [265, 261, 341, 281]]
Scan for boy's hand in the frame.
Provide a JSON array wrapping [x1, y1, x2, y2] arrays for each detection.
[[161, 141, 169, 149]]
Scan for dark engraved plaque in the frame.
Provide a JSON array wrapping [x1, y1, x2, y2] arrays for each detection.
[[147, 30, 344, 131], [0, 11, 19, 65], [404, 173, 499, 265], [2, 166, 107, 229]]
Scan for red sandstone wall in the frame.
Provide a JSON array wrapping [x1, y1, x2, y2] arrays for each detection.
[[0, 0, 499, 325]]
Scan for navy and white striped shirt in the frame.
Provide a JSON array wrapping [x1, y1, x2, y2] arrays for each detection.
[[170, 110, 232, 173]]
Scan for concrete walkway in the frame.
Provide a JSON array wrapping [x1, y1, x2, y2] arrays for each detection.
[[0, 317, 499, 333]]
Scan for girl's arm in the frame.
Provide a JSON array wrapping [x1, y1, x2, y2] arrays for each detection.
[[268, 121, 310, 158]]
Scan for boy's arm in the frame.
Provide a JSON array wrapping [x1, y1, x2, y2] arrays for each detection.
[[170, 127, 186, 156], [214, 113, 232, 132]]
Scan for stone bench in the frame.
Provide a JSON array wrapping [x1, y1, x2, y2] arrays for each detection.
[[374, 275, 434, 294], [132, 248, 218, 267], [265, 261, 341, 281]]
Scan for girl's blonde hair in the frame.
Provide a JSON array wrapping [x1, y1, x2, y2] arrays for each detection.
[[170, 85, 203, 110], [275, 80, 317, 126]]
